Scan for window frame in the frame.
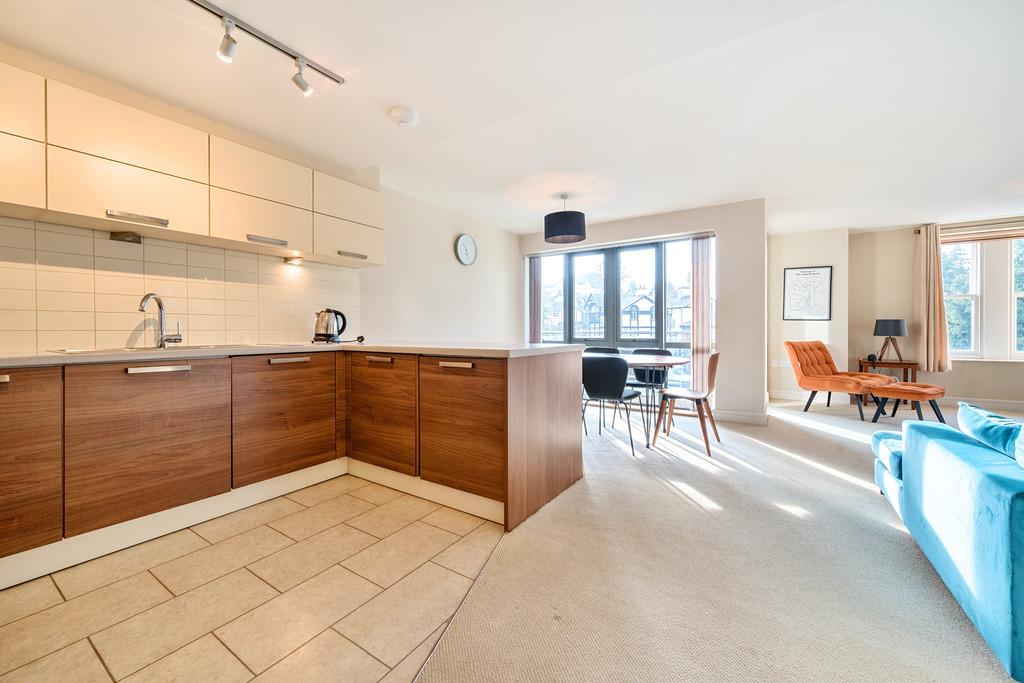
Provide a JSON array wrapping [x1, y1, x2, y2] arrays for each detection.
[[942, 240, 982, 359], [1012, 238, 1024, 359]]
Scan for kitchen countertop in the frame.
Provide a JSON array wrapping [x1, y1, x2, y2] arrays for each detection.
[[0, 341, 585, 368]]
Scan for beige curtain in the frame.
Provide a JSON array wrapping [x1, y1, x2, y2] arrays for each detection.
[[691, 235, 713, 390], [914, 224, 952, 372]]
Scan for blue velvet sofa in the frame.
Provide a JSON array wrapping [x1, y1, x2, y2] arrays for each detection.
[[873, 410, 1024, 680]]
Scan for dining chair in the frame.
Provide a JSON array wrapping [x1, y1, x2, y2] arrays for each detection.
[[584, 347, 620, 354], [582, 355, 641, 456], [627, 348, 673, 428], [652, 352, 720, 457]]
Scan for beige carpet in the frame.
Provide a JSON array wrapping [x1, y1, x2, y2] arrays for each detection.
[[420, 401, 1012, 682]]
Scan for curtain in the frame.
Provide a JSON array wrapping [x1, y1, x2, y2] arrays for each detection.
[[528, 256, 542, 343], [691, 235, 713, 391], [914, 224, 952, 372]]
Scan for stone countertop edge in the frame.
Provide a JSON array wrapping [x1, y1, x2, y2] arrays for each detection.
[[0, 342, 585, 368]]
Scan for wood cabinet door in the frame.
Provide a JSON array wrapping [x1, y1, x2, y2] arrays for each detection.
[[313, 213, 385, 266], [0, 133, 44, 208], [0, 367, 62, 557], [64, 359, 231, 537], [210, 136, 312, 209], [232, 353, 336, 487], [210, 187, 313, 254], [313, 171, 384, 228], [336, 352, 350, 459], [418, 357, 507, 501], [349, 353, 418, 476], [0, 62, 45, 141]]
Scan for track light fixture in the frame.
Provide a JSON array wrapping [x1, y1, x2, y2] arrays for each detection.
[[291, 58, 314, 98], [216, 17, 236, 63], [188, 0, 344, 97]]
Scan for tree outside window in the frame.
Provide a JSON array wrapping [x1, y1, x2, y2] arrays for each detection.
[[941, 242, 979, 354]]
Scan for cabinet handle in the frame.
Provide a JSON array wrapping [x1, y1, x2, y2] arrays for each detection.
[[438, 361, 474, 369], [366, 356, 393, 364], [106, 210, 169, 228], [0, 375, 9, 383], [126, 365, 191, 375], [269, 356, 310, 365], [337, 250, 368, 260], [247, 234, 288, 247]]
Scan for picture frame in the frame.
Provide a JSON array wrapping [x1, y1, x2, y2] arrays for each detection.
[[783, 266, 832, 321]]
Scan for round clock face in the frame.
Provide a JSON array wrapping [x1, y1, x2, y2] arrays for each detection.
[[455, 234, 478, 265]]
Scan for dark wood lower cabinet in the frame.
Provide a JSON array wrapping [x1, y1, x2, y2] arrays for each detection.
[[232, 353, 336, 487], [64, 359, 231, 537], [336, 351, 349, 458], [419, 356, 507, 501], [0, 367, 63, 557], [349, 352, 418, 475]]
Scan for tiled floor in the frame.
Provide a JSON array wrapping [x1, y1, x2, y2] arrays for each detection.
[[0, 475, 504, 682]]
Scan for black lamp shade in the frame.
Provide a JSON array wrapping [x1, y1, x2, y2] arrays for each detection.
[[544, 210, 586, 244], [873, 319, 908, 337]]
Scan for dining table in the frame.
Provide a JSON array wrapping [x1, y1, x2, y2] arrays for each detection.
[[582, 352, 691, 448]]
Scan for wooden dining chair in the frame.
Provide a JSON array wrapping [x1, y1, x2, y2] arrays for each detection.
[[652, 352, 720, 457]]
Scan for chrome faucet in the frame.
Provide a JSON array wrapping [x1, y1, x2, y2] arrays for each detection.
[[138, 293, 183, 349]]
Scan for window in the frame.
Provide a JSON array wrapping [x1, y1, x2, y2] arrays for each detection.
[[1015, 239, 1024, 353], [539, 255, 565, 342], [619, 247, 656, 340], [941, 242, 980, 355], [572, 253, 605, 339]]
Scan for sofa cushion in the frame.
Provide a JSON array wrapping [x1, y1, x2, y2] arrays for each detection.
[[871, 431, 904, 479], [958, 402, 1022, 463]]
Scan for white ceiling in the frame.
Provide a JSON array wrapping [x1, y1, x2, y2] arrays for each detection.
[[1, 0, 1021, 234]]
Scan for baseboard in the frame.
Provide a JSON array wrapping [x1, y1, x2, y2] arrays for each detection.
[[713, 409, 768, 425], [0, 459, 347, 590], [768, 389, 806, 401], [938, 395, 1024, 413]]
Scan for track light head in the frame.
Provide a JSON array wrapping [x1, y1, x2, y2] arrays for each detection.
[[291, 57, 314, 97], [216, 17, 236, 63]]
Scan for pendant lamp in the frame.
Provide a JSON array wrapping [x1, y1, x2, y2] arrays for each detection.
[[544, 193, 586, 244]]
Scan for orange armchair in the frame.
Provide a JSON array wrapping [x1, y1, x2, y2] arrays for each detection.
[[784, 341, 894, 420]]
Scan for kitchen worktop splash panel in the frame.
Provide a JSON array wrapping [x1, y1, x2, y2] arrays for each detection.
[[0, 216, 360, 353]]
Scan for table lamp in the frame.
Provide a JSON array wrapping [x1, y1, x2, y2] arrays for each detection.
[[874, 319, 908, 362]]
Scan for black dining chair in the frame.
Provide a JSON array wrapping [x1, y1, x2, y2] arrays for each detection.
[[582, 355, 641, 456], [628, 348, 673, 429], [584, 347, 620, 354]]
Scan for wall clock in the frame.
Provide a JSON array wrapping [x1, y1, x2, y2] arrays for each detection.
[[455, 234, 478, 265]]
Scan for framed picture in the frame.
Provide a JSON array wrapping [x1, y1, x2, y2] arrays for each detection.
[[783, 266, 832, 321]]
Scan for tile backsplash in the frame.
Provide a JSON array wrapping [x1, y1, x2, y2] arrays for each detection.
[[0, 216, 360, 353]]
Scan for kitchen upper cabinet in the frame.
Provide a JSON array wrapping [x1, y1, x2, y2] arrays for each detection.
[[0, 62, 44, 141], [64, 359, 231, 537], [232, 353, 336, 487], [349, 352, 418, 476], [210, 136, 312, 209], [0, 367, 62, 558], [47, 145, 209, 235], [419, 357, 507, 501], [210, 187, 313, 254], [313, 213, 385, 266], [313, 171, 384, 228], [47, 80, 209, 182], [0, 133, 45, 208]]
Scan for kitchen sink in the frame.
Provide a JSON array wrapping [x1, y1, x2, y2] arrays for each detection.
[[50, 344, 307, 354]]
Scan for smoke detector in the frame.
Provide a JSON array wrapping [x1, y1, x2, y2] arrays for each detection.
[[388, 105, 420, 128]]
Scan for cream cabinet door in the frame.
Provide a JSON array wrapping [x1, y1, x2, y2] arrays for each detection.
[[210, 187, 313, 253], [313, 171, 384, 228], [0, 133, 45, 208], [0, 63, 44, 141], [313, 213, 385, 266], [210, 136, 312, 209], [47, 146, 209, 236], [47, 81, 209, 183]]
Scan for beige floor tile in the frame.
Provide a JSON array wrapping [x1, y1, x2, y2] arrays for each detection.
[[347, 483, 405, 505], [0, 577, 63, 628], [0, 640, 109, 683], [431, 522, 504, 579], [91, 569, 276, 680], [122, 635, 250, 683], [285, 475, 370, 507], [192, 497, 304, 544], [420, 507, 486, 536], [0, 573, 170, 675], [345, 495, 441, 539], [248, 524, 377, 592], [269, 495, 375, 541], [54, 530, 209, 599], [151, 526, 292, 595], [341, 522, 459, 588], [252, 630, 387, 683], [379, 623, 446, 683], [334, 563, 471, 667], [215, 566, 380, 674]]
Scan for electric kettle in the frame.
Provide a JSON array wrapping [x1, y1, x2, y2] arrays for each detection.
[[313, 308, 347, 342]]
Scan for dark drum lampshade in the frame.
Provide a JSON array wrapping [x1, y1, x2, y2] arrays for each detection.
[[873, 319, 908, 337], [544, 210, 586, 244]]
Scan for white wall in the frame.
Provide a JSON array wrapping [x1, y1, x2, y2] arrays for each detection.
[[520, 198, 767, 424], [767, 229, 849, 398], [359, 189, 524, 344]]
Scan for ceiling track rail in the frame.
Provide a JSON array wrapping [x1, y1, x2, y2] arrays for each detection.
[[187, 0, 344, 85]]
